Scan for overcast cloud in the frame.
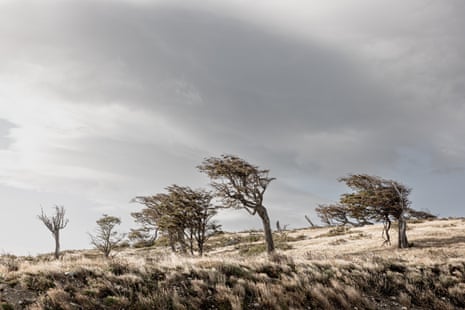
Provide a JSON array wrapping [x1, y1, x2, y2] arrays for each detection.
[[0, 0, 464, 254]]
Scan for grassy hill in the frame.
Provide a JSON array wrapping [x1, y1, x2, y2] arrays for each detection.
[[1, 218, 464, 309]]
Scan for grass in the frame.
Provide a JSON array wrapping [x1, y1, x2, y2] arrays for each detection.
[[0, 218, 464, 309]]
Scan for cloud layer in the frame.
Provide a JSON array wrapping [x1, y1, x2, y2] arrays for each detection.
[[0, 0, 464, 254]]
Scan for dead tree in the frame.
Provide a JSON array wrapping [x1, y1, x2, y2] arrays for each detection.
[[304, 215, 316, 227], [38, 206, 69, 259]]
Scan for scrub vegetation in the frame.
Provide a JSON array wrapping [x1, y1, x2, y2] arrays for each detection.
[[1, 218, 464, 309]]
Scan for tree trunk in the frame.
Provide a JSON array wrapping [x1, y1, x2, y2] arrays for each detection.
[[382, 218, 391, 246], [304, 215, 315, 227], [257, 205, 275, 254], [169, 234, 176, 252], [189, 231, 194, 255], [197, 240, 204, 257], [104, 245, 111, 258], [54, 231, 60, 259], [398, 216, 409, 248], [177, 231, 188, 254]]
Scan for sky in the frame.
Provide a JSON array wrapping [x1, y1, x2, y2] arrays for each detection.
[[0, 0, 464, 255]]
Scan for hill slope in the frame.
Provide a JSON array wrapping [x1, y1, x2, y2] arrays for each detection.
[[1, 218, 464, 309]]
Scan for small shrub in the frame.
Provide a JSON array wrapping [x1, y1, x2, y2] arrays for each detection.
[[1, 303, 14, 310], [108, 259, 130, 275], [244, 233, 262, 243], [238, 244, 266, 256], [329, 238, 348, 246], [37, 288, 72, 309], [0, 254, 19, 272], [269, 253, 294, 267], [349, 232, 371, 240], [316, 226, 351, 238], [103, 296, 126, 307], [255, 264, 282, 279], [218, 264, 251, 279], [22, 274, 55, 292]]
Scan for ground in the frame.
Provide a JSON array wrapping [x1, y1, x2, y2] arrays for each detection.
[[1, 218, 464, 309]]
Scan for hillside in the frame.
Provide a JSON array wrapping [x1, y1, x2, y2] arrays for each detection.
[[1, 218, 464, 309]]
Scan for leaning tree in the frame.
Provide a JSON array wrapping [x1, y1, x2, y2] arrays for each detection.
[[339, 174, 411, 248], [38, 206, 69, 259], [198, 154, 276, 254]]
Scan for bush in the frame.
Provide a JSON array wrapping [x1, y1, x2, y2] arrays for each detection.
[[316, 226, 351, 238], [0, 254, 19, 272]]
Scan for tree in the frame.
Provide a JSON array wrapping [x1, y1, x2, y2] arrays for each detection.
[[129, 207, 160, 247], [339, 174, 411, 248], [198, 154, 276, 254], [38, 206, 69, 259], [133, 185, 219, 256], [132, 193, 173, 249], [89, 214, 124, 258], [315, 203, 373, 226], [304, 215, 317, 228], [407, 209, 437, 220], [167, 185, 220, 256]]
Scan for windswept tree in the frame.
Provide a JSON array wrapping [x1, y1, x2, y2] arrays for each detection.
[[407, 209, 437, 221], [89, 214, 124, 258], [316, 204, 348, 226], [339, 174, 411, 248], [315, 203, 373, 227], [198, 154, 276, 254], [129, 207, 160, 247], [38, 206, 69, 259], [133, 185, 219, 256], [132, 193, 171, 248]]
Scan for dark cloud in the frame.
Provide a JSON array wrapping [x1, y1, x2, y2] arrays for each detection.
[[0, 1, 464, 253], [0, 2, 413, 174]]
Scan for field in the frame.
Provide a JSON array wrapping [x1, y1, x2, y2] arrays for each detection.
[[1, 218, 464, 309]]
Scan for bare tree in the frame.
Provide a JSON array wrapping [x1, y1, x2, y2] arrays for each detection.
[[89, 214, 124, 258], [276, 220, 289, 232], [198, 154, 276, 254], [37, 206, 69, 259]]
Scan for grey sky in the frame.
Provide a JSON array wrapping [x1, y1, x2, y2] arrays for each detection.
[[0, 0, 464, 255]]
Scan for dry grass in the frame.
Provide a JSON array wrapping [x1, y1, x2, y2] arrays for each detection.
[[0, 219, 464, 309]]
